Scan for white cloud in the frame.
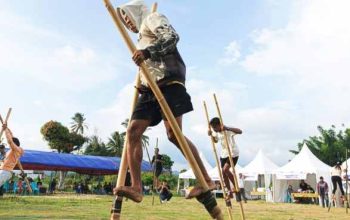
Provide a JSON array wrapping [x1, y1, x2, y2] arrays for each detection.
[[235, 0, 350, 164], [218, 41, 241, 65]]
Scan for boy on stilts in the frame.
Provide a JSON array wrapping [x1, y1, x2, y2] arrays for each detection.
[[209, 117, 242, 198]]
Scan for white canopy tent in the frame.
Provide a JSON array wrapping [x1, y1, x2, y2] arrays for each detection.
[[239, 149, 279, 201], [272, 143, 331, 203], [177, 152, 213, 193], [241, 149, 279, 181]]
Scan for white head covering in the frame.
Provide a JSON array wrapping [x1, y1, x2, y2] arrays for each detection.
[[116, 0, 150, 32]]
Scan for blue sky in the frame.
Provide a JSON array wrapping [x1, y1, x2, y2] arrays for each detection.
[[1, 0, 350, 171]]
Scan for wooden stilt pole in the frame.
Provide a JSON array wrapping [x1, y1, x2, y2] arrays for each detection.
[[213, 94, 246, 220], [110, 3, 158, 219], [152, 138, 159, 206], [204, 101, 233, 220], [103, 0, 222, 218], [0, 108, 32, 194]]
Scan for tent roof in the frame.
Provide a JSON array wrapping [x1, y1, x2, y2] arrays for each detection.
[[179, 152, 213, 179], [15, 149, 152, 175], [274, 143, 330, 175], [241, 149, 279, 175]]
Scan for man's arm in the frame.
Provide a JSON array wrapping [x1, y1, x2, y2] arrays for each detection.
[[224, 126, 242, 134], [143, 13, 179, 60], [207, 130, 218, 143], [4, 127, 16, 150]]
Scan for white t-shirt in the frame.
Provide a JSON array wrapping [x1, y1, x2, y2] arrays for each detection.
[[238, 176, 244, 188], [217, 130, 239, 158], [331, 167, 342, 177]]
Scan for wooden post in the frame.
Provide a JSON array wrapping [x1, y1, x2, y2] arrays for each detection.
[[0, 108, 32, 194], [103, 0, 222, 218], [213, 94, 246, 220], [204, 101, 233, 220]]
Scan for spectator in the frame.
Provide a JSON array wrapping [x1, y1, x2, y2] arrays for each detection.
[[236, 173, 247, 203], [158, 181, 173, 203], [317, 176, 329, 208], [286, 185, 293, 203]]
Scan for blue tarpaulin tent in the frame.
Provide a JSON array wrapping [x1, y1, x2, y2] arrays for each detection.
[[12, 149, 152, 175]]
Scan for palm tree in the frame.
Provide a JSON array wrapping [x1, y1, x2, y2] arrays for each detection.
[[107, 131, 125, 157], [71, 113, 88, 134]]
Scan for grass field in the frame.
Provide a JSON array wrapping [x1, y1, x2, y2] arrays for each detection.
[[0, 194, 349, 220]]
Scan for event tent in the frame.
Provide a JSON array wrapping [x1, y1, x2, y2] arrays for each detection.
[[240, 149, 279, 181], [178, 152, 213, 179], [15, 149, 152, 175], [177, 152, 213, 193], [240, 149, 279, 201], [272, 143, 331, 202]]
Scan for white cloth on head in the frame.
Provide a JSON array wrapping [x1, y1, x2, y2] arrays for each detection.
[[217, 130, 239, 158], [0, 170, 12, 187]]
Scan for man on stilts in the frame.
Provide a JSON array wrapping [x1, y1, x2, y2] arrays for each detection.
[[151, 147, 163, 188], [0, 125, 24, 188], [113, 0, 216, 203], [209, 117, 242, 198]]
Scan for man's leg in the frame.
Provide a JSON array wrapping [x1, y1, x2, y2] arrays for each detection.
[[114, 119, 151, 203], [222, 167, 232, 192], [163, 116, 215, 198], [223, 163, 236, 192]]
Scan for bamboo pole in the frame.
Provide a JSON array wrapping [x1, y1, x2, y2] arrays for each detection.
[[203, 101, 233, 220], [213, 94, 246, 220], [108, 2, 170, 219], [0, 108, 12, 138], [103, 0, 222, 219], [152, 138, 159, 206], [0, 108, 32, 194]]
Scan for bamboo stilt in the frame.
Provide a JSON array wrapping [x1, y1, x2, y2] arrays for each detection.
[[204, 101, 233, 220], [0, 108, 32, 194], [104, 0, 222, 218], [110, 3, 159, 220], [152, 138, 159, 206], [213, 94, 246, 220]]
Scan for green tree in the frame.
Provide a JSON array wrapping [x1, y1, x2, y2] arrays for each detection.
[[41, 121, 86, 153], [290, 125, 350, 166], [41, 120, 87, 189], [70, 112, 88, 135], [107, 131, 125, 157], [161, 154, 174, 174], [84, 135, 109, 156]]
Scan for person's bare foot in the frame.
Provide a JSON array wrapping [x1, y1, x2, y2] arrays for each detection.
[[185, 181, 216, 199], [113, 186, 143, 203]]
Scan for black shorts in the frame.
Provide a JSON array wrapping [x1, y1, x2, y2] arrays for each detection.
[[220, 156, 239, 168], [131, 84, 193, 126], [155, 167, 163, 178]]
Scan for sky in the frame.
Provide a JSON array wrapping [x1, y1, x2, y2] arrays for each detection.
[[1, 0, 350, 171]]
